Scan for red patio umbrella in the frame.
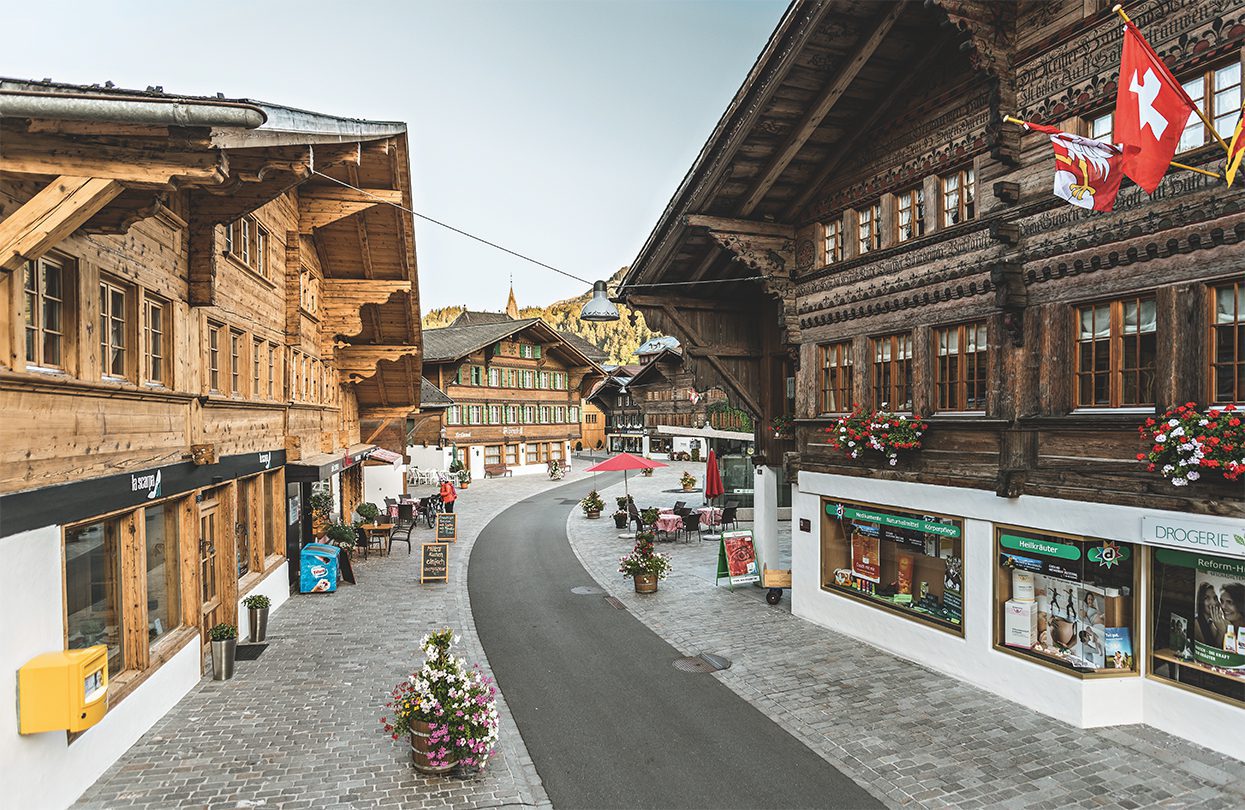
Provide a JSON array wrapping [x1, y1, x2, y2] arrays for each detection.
[[704, 450, 725, 533], [584, 452, 667, 498]]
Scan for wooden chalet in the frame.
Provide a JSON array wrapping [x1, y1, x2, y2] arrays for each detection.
[[418, 314, 603, 477], [0, 77, 422, 805], [620, 0, 1245, 760]]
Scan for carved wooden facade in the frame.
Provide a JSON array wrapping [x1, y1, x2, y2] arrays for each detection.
[[621, 0, 1245, 518]]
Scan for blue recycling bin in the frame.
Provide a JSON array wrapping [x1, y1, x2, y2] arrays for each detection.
[[299, 543, 340, 593]]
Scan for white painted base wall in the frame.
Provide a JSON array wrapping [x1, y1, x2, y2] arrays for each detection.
[[363, 463, 404, 506], [792, 471, 1245, 762], [3, 525, 291, 808]]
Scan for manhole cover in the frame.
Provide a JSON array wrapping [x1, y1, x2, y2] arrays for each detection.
[[235, 644, 268, 661], [672, 654, 731, 673], [571, 585, 604, 595]]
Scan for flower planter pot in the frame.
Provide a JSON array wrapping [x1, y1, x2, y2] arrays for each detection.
[[681, 484, 693, 492], [586, 510, 601, 519], [459, 480, 470, 490], [248, 607, 269, 643], [410, 721, 458, 774], [641, 469, 654, 477], [211, 638, 236, 680], [633, 573, 658, 593], [613, 514, 629, 529]]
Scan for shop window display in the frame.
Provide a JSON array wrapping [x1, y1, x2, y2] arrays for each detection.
[[995, 527, 1136, 675], [820, 499, 964, 633], [1150, 549, 1245, 705]]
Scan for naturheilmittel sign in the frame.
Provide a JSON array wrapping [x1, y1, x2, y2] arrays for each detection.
[[1141, 515, 1245, 559]]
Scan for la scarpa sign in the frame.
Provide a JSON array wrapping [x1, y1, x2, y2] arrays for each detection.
[[1141, 515, 1245, 560], [131, 470, 162, 500]]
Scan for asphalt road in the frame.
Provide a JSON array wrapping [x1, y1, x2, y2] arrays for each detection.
[[468, 473, 881, 810]]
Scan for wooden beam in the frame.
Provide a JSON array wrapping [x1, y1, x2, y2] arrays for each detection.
[[364, 417, 396, 444], [0, 125, 226, 184], [311, 142, 361, 170], [684, 215, 795, 239], [737, 1, 907, 217], [298, 197, 379, 233], [687, 244, 723, 283], [300, 186, 404, 205], [784, 29, 947, 220], [685, 346, 762, 359], [0, 176, 124, 270]]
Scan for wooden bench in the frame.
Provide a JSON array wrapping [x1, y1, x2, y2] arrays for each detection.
[[483, 464, 512, 478]]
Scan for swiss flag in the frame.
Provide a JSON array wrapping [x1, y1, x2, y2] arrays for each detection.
[[1114, 21, 1198, 193], [1025, 123, 1124, 212]]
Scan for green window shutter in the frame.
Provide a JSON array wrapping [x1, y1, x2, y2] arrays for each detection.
[[534, 345, 542, 359]]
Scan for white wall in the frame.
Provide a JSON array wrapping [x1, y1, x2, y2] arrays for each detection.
[[406, 445, 449, 472], [363, 463, 403, 506], [752, 465, 780, 572], [236, 565, 291, 642], [4, 525, 294, 808], [791, 471, 1245, 756]]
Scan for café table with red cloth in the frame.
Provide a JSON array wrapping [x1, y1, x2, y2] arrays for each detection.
[[654, 513, 684, 536]]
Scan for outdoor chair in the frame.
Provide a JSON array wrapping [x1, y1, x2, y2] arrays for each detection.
[[388, 523, 413, 555], [356, 526, 384, 559], [396, 503, 415, 527], [724, 499, 740, 509], [627, 501, 644, 532], [673, 500, 686, 512], [721, 506, 739, 532], [680, 511, 702, 543]]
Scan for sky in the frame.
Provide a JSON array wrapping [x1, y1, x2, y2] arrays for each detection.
[[1, 0, 788, 312]]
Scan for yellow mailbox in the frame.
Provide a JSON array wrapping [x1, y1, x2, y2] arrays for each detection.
[[18, 646, 109, 734]]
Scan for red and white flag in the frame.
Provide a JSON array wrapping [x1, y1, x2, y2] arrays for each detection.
[[1114, 21, 1198, 193], [1025, 122, 1124, 212]]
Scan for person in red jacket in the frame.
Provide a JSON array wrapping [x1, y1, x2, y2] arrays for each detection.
[[439, 477, 457, 513]]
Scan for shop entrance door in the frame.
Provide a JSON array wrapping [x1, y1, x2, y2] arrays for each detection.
[[199, 498, 223, 667]]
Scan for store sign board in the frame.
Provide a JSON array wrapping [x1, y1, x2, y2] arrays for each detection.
[[1142, 516, 1245, 559], [716, 530, 760, 586], [420, 543, 449, 584], [999, 533, 1081, 561], [827, 504, 961, 539], [435, 513, 457, 542]]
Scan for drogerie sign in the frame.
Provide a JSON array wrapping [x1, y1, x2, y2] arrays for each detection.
[[1141, 515, 1245, 560]]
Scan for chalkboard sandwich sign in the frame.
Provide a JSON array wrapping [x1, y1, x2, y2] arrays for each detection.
[[421, 542, 449, 584], [436, 513, 458, 542]]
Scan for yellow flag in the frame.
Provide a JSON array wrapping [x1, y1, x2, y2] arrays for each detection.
[[1227, 104, 1245, 187]]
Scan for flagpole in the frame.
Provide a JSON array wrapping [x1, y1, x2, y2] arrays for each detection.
[[1111, 4, 1232, 156], [1002, 115, 1222, 179]]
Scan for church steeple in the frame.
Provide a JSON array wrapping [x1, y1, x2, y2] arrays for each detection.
[[505, 276, 519, 319]]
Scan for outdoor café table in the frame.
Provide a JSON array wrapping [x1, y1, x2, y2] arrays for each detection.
[[358, 523, 393, 556], [695, 507, 723, 527], [654, 513, 684, 535]]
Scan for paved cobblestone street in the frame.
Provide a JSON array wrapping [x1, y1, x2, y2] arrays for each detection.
[[567, 462, 1245, 810], [74, 466, 608, 810]]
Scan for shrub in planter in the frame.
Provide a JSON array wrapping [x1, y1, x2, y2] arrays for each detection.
[[208, 623, 237, 680], [380, 629, 499, 774], [308, 491, 335, 522], [242, 594, 271, 643], [613, 510, 629, 529], [1137, 402, 1245, 486], [357, 502, 381, 524], [640, 507, 660, 527], [325, 520, 358, 551], [580, 490, 605, 517], [616, 496, 630, 511], [679, 471, 696, 490], [619, 532, 672, 593]]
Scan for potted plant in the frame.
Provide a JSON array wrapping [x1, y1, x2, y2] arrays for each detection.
[[325, 520, 358, 554], [457, 468, 472, 490], [242, 594, 271, 643], [640, 507, 660, 528], [209, 622, 237, 680], [381, 629, 500, 775], [679, 471, 696, 492], [613, 496, 630, 528], [641, 465, 654, 477], [771, 414, 794, 439], [357, 501, 382, 525], [1137, 402, 1245, 486], [618, 532, 672, 593], [308, 490, 335, 534], [822, 403, 927, 466], [580, 490, 605, 519]]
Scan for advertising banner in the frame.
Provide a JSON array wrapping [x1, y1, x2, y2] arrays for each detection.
[[851, 531, 881, 583], [720, 531, 760, 586], [1156, 548, 1245, 670]]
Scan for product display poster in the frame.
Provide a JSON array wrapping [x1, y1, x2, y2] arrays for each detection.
[[1105, 627, 1133, 670], [851, 531, 881, 583], [719, 531, 760, 586], [1031, 574, 1106, 667], [435, 513, 457, 542]]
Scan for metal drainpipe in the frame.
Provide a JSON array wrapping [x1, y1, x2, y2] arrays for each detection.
[[0, 90, 266, 129]]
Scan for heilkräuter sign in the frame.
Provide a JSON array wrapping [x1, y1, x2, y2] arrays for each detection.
[[1141, 515, 1245, 559]]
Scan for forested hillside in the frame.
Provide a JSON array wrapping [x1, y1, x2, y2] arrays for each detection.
[[422, 268, 654, 365]]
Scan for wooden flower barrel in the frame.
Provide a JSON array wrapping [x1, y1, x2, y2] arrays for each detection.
[[410, 721, 457, 774], [634, 574, 658, 593]]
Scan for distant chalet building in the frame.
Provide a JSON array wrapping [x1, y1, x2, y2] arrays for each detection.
[[417, 304, 603, 477], [619, 0, 1245, 762], [0, 78, 422, 805]]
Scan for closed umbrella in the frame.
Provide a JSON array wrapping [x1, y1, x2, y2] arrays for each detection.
[[703, 450, 725, 536]]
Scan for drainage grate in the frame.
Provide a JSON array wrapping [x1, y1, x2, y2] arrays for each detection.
[[235, 644, 268, 661], [604, 596, 626, 610], [672, 654, 731, 673], [572, 586, 604, 595]]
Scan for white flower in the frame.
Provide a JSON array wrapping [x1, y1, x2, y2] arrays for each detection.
[[1170, 426, 1185, 438], [1168, 418, 1179, 427], [1155, 434, 1167, 443], [899, 415, 907, 421], [888, 458, 897, 466], [847, 441, 855, 447], [1199, 419, 1210, 427], [1187, 470, 1200, 481], [1172, 478, 1188, 487]]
